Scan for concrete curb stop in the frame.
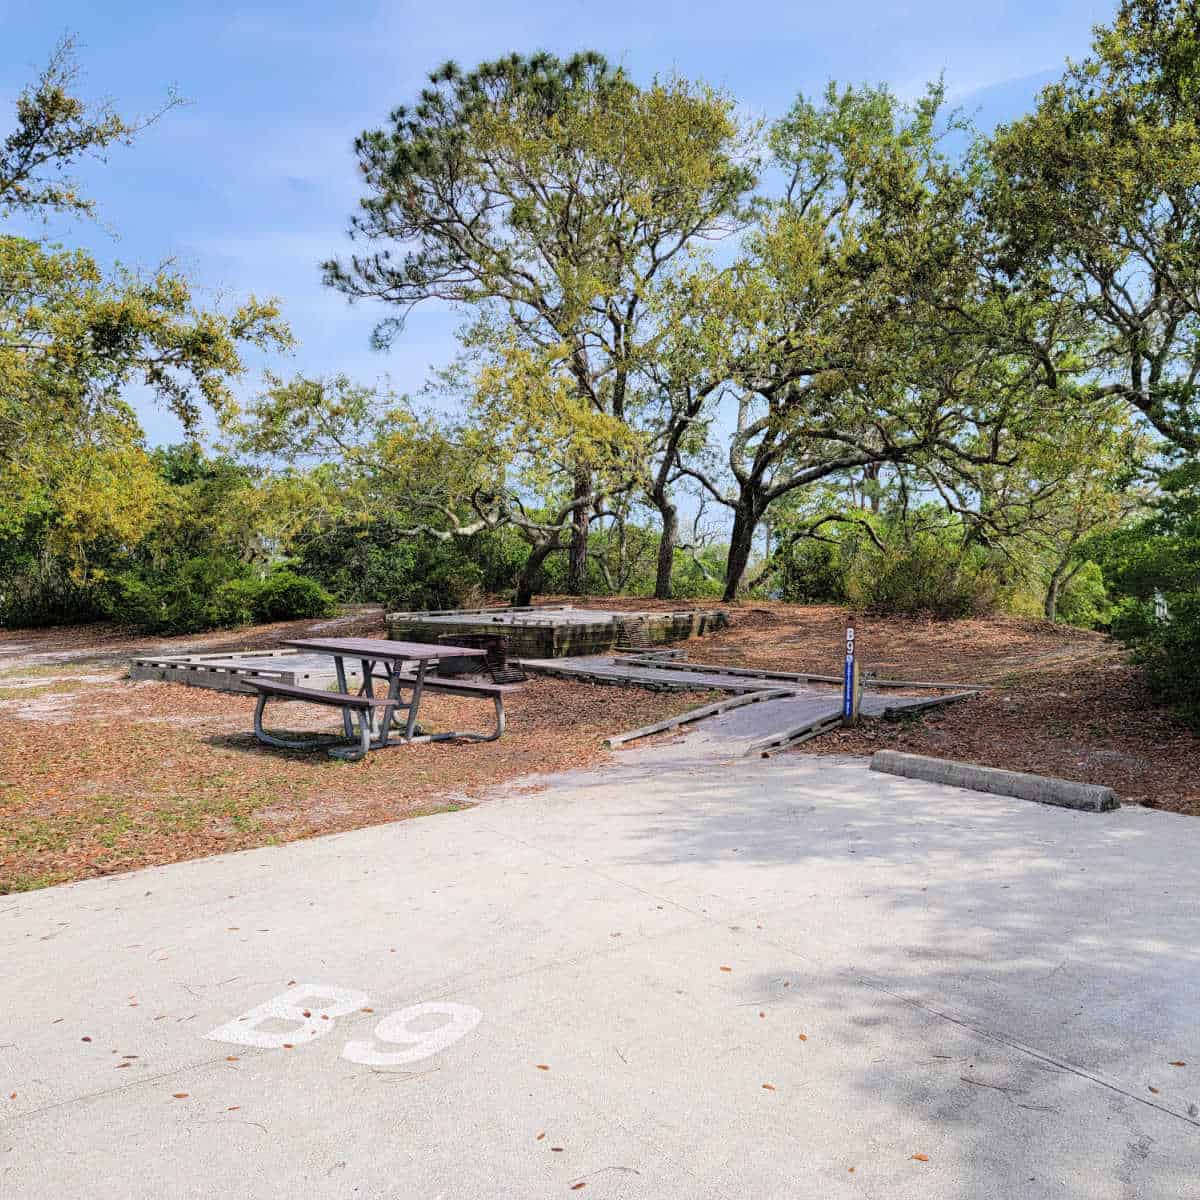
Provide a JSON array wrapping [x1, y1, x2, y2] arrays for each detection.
[[869, 750, 1119, 812]]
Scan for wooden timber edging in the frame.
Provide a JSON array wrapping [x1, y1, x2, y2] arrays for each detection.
[[602, 688, 799, 748], [750, 713, 845, 757], [750, 689, 980, 757], [876, 691, 980, 718], [622, 656, 987, 692], [516, 660, 770, 694]]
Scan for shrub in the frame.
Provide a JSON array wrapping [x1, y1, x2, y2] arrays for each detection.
[[1054, 561, 1112, 628], [774, 538, 847, 604], [1111, 592, 1200, 729], [100, 562, 334, 635], [240, 569, 335, 623], [100, 556, 250, 635], [844, 532, 1000, 618], [293, 521, 522, 610]]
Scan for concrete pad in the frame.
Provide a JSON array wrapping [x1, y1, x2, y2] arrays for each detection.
[[2, 751, 1198, 1198]]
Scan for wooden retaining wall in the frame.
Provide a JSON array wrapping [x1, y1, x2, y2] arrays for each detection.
[[385, 608, 728, 658]]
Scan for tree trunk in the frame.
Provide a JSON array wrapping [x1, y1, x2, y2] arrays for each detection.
[[722, 504, 759, 602], [514, 540, 556, 607], [1043, 567, 1065, 622], [566, 467, 590, 595], [653, 500, 678, 600]]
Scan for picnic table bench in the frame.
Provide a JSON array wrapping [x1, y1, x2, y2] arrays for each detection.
[[245, 637, 521, 761]]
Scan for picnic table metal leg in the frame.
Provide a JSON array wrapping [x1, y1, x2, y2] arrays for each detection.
[[253, 691, 359, 753], [333, 655, 354, 739], [358, 657, 377, 734], [327, 712, 372, 762], [404, 659, 427, 742], [375, 666, 404, 748]]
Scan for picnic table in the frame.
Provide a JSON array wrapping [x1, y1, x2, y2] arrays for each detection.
[[245, 636, 521, 761]]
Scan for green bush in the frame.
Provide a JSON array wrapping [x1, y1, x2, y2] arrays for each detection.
[[1054, 561, 1112, 628], [1111, 592, 1200, 728], [100, 561, 333, 635], [774, 538, 847, 604], [241, 569, 335, 623], [100, 556, 249, 634], [844, 531, 1000, 618], [294, 520, 524, 609]]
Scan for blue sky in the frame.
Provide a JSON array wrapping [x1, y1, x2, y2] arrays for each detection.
[[3, 0, 1114, 446]]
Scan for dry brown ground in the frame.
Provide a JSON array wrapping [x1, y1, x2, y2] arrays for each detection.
[[3, 598, 1198, 893], [0, 610, 709, 893], [625, 599, 1196, 817]]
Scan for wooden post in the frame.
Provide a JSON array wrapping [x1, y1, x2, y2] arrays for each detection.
[[842, 616, 861, 726]]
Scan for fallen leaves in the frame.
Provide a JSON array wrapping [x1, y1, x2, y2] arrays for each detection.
[[797, 1034, 808, 1042], [911, 1154, 930, 1163], [171, 1093, 189, 1100], [535, 1132, 546, 1141], [225, 1056, 238, 1062], [536, 1064, 550, 1071], [1169, 1061, 1187, 1067], [569, 1184, 586, 1191], [1149, 1086, 1160, 1094], [784, 609, 1200, 816], [0, 631, 713, 894], [80, 1036, 91, 1043], [761, 1083, 776, 1092], [719, 966, 732, 973]]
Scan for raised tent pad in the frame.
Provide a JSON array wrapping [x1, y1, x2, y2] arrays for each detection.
[[128, 606, 729, 694], [385, 604, 729, 658]]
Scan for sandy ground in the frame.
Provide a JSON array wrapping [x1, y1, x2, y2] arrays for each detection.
[[3, 599, 1199, 894]]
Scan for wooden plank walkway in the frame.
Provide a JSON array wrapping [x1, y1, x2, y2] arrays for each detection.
[[522, 654, 978, 755]]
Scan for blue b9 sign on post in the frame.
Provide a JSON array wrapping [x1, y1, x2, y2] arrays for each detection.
[[842, 621, 856, 721]]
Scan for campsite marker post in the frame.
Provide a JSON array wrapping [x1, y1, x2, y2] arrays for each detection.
[[842, 617, 861, 726]]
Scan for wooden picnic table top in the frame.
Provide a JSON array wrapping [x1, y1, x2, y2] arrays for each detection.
[[282, 636, 486, 662]]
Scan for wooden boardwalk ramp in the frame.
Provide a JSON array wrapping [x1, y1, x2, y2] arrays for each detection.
[[517, 653, 978, 756]]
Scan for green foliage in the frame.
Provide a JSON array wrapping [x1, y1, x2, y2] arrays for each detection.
[[0, 41, 291, 630], [100, 555, 251, 634], [844, 530, 1001, 619], [293, 519, 526, 611], [987, 0, 1200, 453], [100, 563, 333, 635], [774, 538, 848, 604], [229, 570, 335, 625], [773, 513, 1001, 617], [1112, 594, 1200, 728], [1054, 561, 1113, 628], [0, 35, 167, 221], [1097, 462, 1200, 722]]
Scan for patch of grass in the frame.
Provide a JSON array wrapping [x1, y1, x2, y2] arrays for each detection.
[[4, 816, 81, 854], [0, 683, 60, 700], [149, 790, 269, 836], [1, 869, 71, 894], [0, 664, 82, 681]]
